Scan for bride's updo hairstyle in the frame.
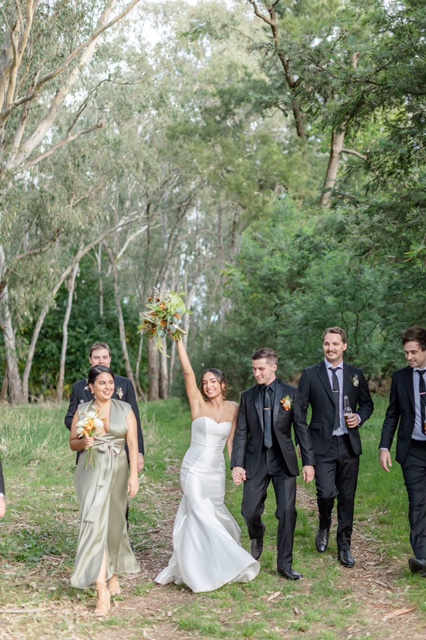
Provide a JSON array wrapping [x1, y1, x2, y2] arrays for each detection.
[[200, 368, 228, 400], [88, 365, 116, 385]]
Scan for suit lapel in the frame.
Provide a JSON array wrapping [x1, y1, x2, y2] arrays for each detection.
[[343, 364, 352, 398], [402, 367, 415, 413], [316, 361, 335, 404]]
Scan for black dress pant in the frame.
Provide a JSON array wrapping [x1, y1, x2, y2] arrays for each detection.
[[314, 434, 359, 550], [401, 440, 426, 559], [242, 451, 296, 570]]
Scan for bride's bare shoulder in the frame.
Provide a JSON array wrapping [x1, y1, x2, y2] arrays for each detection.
[[225, 400, 239, 414]]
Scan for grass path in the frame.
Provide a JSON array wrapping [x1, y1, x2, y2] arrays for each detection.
[[1, 398, 426, 639]]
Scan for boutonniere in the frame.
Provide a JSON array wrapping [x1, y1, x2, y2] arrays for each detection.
[[280, 396, 293, 411], [84, 385, 89, 391], [116, 386, 124, 399], [350, 374, 359, 388]]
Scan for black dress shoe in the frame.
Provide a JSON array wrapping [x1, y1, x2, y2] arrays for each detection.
[[338, 549, 355, 568], [315, 528, 330, 553], [251, 523, 266, 560], [409, 557, 426, 574], [278, 567, 303, 580]]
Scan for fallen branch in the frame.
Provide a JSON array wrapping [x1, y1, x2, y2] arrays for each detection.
[[382, 607, 416, 621]]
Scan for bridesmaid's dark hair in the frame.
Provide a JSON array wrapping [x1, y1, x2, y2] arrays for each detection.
[[88, 365, 115, 385], [200, 368, 228, 400]]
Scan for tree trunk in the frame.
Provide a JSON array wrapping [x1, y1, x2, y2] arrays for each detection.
[[96, 244, 104, 318], [148, 339, 159, 400], [0, 246, 23, 404], [320, 128, 346, 208], [106, 248, 138, 394], [135, 334, 147, 401], [159, 342, 168, 399], [1, 290, 24, 404], [169, 340, 177, 395], [320, 53, 359, 209], [0, 370, 8, 404], [56, 260, 79, 403]]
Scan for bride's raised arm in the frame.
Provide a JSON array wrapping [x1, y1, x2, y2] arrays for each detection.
[[177, 340, 203, 413]]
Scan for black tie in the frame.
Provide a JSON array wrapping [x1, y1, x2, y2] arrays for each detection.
[[331, 367, 340, 431], [263, 386, 273, 449], [418, 370, 426, 432]]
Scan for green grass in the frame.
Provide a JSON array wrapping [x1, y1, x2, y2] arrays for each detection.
[[0, 395, 425, 639]]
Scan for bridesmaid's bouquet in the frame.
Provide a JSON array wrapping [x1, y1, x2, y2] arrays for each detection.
[[138, 289, 189, 355], [76, 409, 105, 468]]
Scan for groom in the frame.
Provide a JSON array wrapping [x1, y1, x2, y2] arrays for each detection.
[[231, 348, 315, 580]]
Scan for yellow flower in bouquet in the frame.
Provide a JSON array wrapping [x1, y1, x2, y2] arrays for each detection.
[[76, 409, 105, 468], [138, 289, 190, 355]]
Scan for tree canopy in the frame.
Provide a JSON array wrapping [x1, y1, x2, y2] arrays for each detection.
[[0, 0, 425, 403]]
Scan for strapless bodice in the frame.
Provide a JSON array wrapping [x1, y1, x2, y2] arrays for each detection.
[[190, 416, 232, 449]]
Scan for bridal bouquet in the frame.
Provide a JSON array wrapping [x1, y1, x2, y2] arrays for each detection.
[[76, 409, 105, 468], [138, 289, 189, 355]]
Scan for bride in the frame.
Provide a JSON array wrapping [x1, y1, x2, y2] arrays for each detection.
[[155, 340, 260, 592]]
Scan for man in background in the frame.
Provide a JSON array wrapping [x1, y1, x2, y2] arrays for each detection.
[[65, 341, 144, 471], [294, 327, 374, 568], [379, 325, 426, 575]]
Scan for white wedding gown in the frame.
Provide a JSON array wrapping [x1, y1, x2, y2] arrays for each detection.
[[155, 417, 260, 592]]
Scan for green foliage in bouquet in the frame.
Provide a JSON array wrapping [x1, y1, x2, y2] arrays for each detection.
[[138, 289, 190, 355]]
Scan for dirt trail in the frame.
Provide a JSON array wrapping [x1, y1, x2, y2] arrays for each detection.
[[295, 486, 426, 640], [87, 486, 426, 640], [2, 484, 426, 640]]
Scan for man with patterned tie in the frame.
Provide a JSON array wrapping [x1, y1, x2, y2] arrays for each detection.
[[379, 325, 426, 575], [231, 348, 315, 580], [294, 327, 374, 568]]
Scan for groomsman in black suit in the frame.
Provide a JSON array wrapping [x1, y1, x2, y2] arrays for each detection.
[[379, 325, 426, 575], [65, 342, 144, 471], [0, 458, 6, 519], [231, 348, 315, 580], [294, 327, 374, 568]]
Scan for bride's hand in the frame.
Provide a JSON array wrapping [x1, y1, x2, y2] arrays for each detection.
[[128, 476, 139, 498], [232, 466, 246, 485]]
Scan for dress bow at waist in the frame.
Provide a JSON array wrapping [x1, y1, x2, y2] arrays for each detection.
[[84, 437, 125, 524], [92, 438, 123, 457]]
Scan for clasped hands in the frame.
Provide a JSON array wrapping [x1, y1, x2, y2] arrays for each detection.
[[232, 467, 246, 485]]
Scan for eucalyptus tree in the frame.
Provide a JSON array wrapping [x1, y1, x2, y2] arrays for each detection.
[[239, 0, 380, 207], [0, 0, 143, 402]]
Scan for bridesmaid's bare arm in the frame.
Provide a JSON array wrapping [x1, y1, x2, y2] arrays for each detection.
[[126, 410, 140, 497]]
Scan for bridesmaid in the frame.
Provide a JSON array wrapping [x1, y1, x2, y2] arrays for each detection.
[[69, 365, 140, 615]]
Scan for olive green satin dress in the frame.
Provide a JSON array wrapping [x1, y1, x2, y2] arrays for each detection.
[[70, 399, 140, 589]]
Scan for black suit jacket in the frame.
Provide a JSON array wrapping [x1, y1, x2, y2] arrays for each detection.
[[0, 458, 5, 496], [379, 366, 419, 465], [64, 375, 144, 455], [231, 379, 315, 479], [294, 361, 374, 456]]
